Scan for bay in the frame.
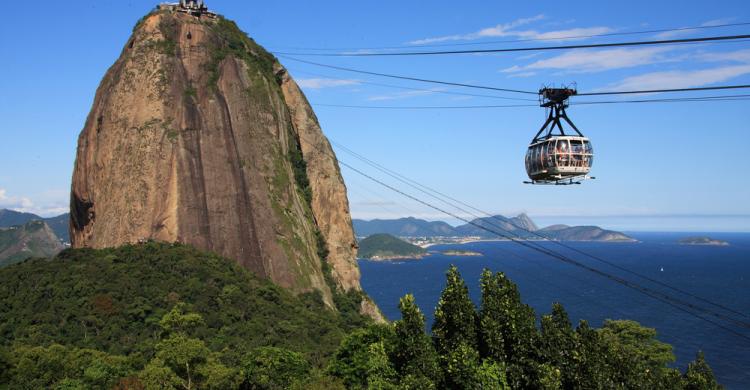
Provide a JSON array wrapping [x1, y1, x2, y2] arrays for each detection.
[[359, 232, 750, 389]]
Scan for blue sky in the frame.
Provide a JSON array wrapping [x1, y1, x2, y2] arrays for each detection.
[[1, 0, 749, 231]]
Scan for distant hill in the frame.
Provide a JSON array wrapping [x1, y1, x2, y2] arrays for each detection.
[[0, 209, 70, 243], [41, 213, 70, 243], [353, 217, 456, 237], [454, 214, 538, 238], [538, 225, 635, 242], [0, 209, 41, 227], [678, 236, 729, 246], [0, 220, 64, 266], [358, 234, 427, 260], [354, 214, 634, 242]]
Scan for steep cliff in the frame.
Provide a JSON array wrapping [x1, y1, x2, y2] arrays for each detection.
[[70, 8, 378, 317]]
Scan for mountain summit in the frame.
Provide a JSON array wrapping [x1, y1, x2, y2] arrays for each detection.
[[70, 6, 373, 313]]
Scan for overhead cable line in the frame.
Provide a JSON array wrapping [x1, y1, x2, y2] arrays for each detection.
[[279, 55, 538, 95], [280, 56, 750, 97], [330, 155, 750, 341], [330, 140, 749, 320], [286, 67, 539, 101], [577, 85, 750, 96], [270, 21, 750, 51], [312, 94, 750, 110], [292, 133, 750, 340], [274, 34, 750, 57]]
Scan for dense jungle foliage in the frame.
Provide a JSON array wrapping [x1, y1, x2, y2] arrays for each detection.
[[0, 244, 720, 389]]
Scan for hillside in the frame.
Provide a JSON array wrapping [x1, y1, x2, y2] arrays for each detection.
[[454, 213, 539, 237], [0, 220, 63, 266], [353, 214, 634, 242], [358, 234, 427, 260], [0, 245, 719, 388], [67, 7, 374, 314], [353, 217, 456, 237], [0, 209, 40, 227], [0, 209, 70, 243], [0, 243, 359, 360], [42, 213, 70, 243], [538, 225, 636, 242]]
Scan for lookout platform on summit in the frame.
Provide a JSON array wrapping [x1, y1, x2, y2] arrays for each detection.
[[157, 0, 216, 18]]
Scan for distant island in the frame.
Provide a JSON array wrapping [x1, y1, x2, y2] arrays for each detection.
[[358, 234, 427, 260], [678, 237, 729, 246], [442, 250, 483, 257], [353, 214, 636, 243]]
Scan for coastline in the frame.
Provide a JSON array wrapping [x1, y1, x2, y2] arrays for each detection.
[[419, 237, 638, 248]]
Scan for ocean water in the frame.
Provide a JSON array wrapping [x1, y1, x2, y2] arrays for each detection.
[[359, 232, 750, 389]]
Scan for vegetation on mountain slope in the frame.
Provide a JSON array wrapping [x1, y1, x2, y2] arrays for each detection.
[[358, 234, 426, 260], [0, 244, 719, 388]]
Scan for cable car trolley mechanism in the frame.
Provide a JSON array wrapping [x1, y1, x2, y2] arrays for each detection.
[[524, 86, 594, 185]]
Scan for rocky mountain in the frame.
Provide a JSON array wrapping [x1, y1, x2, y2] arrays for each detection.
[[353, 217, 456, 237], [353, 214, 634, 242], [0, 220, 64, 266], [0, 209, 70, 243], [454, 213, 539, 237], [69, 8, 377, 317]]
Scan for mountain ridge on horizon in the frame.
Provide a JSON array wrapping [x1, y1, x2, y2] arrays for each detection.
[[0, 209, 69, 243], [353, 213, 635, 242]]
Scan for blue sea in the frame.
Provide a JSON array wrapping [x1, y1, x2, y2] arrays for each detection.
[[359, 232, 750, 389]]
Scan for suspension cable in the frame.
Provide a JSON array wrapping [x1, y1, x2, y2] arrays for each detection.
[[274, 34, 750, 57], [270, 21, 750, 51]]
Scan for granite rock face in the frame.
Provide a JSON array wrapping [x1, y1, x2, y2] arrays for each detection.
[[70, 10, 376, 317]]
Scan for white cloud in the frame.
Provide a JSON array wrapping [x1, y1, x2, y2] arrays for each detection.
[[0, 188, 34, 211], [654, 18, 736, 39], [600, 64, 750, 91], [367, 88, 442, 101], [507, 71, 537, 78], [502, 47, 674, 74], [525, 27, 613, 40], [701, 18, 736, 27], [409, 15, 545, 45], [0, 188, 69, 217], [408, 15, 613, 45], [698, 48, 750, 64], [296, 78, 360, 89]]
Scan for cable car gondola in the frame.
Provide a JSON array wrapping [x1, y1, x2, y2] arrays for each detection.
[[524, 87, 594, 185]]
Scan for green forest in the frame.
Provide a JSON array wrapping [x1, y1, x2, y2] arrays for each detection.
[[357, 234, 426, 259], [0, 243, 720, 389]]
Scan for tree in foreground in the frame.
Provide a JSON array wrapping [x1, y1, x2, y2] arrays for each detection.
[[478, 269, 539, 388], [392, 294, 441, 388], [683, 351, 722, 390], [432, 265, 478, 355], [540, 302, 576, 387], [327, 324, 395, 389], [139, 304, 241, 389], [598, 319, 680, 388], [431, 265, 480, 388]]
